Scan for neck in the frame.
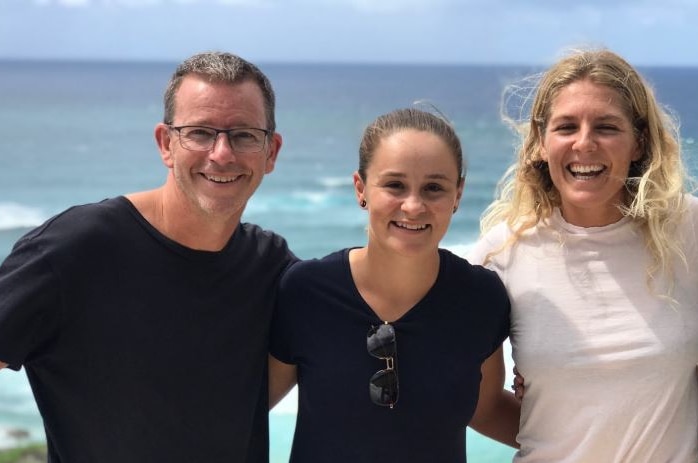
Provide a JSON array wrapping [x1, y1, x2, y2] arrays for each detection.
[[559, 204, 624, 228], [126, 184, 240, 252]]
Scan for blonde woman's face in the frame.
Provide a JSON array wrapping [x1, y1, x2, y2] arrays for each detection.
[[541, 79, 641, 227]]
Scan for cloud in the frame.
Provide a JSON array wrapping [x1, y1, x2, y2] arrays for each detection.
[[294, 0, 461, 14], [53, 0, 161, 4], [39, 0, 91, 6], [7, 0, 698, 65], [29, 0, 698, 20], [102, 0, 164, 5], [343, 0, 448, 13], [216, 0, 274, 6]]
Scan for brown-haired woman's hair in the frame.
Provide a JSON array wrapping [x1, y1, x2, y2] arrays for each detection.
[[358, 107, 465, 183]]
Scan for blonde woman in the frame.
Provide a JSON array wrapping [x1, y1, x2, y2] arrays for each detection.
[[468, 48, 698, 462]]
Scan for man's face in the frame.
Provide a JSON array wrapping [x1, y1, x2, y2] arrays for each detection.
[[157, 75, 281, 222]]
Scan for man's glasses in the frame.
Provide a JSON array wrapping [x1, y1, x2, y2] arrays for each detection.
[[367, 322, 398, 408], [168, 125, 271, 153]]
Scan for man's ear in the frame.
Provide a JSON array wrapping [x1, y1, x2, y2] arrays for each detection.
[[155, 123, 175, 168], [264, 133, 283, 174]]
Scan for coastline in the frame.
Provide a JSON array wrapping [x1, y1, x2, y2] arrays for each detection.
[[0, 443, 46, 463], [0, 428, 31, 450]]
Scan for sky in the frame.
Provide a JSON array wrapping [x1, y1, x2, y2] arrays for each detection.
[[2, 0, 698, 66]]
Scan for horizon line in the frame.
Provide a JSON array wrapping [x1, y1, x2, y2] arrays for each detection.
[[1, 56, 696, 70]]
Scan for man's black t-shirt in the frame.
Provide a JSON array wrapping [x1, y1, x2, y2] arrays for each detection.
[[0, 196, 296, 463]]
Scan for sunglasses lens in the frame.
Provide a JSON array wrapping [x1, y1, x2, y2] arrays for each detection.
[[369, 369, 398, 407], [367, 323, 396, 358]]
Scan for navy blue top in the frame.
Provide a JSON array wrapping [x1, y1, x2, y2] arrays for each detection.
[[271, 248, 510, 462]]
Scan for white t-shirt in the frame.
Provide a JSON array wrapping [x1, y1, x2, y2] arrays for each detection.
[[467, 195, 698, 463]]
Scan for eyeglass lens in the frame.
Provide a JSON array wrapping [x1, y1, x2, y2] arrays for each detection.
[[177, 126, 267, 153]]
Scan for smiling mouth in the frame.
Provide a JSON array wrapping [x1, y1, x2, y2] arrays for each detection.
[[203, 174, 240, 183], [567, 163, 606, 179], [393, 222, 429, 231]]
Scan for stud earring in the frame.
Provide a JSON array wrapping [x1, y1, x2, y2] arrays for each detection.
[[453, 206, 458, 214], [360, 200, 367, 208]]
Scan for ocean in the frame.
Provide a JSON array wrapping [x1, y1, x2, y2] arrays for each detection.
[[1, 60, 697, 461]]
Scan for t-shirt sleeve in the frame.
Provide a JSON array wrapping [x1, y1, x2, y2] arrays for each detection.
[[465, 239, 489, 266], [489, 270, 511, 350], [465, 260, 511, 360], [0, 235, 61, 370], [464, 223, 510, 266]]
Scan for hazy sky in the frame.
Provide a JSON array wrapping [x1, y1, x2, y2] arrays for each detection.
[[3, 0, 697, 66]]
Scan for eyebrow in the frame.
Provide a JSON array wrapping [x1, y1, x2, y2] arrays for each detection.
[[379, 171, 454, 181], [550, 113, 627, 123], [597, 114, 627, 123]]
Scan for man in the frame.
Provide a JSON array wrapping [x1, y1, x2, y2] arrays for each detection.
[[0, 52, 296, 462]]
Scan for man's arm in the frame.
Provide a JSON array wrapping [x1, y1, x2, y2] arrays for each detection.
[[468, 345, 521, 448], [268, 354, 297, 410]]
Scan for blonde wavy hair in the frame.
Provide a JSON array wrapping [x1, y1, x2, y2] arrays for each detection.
[[481, 48, 692, 285]]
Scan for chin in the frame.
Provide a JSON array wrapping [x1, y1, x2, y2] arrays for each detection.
[[392, 243, 437, 258], [198, 198, 245, 217]]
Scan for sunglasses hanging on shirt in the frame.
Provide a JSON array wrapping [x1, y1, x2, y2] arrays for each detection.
[[367, 322, 399, 408]]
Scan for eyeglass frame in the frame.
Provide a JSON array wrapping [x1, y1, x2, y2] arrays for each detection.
[[367, 322, 399, 409], [166, 124, 272, 154]]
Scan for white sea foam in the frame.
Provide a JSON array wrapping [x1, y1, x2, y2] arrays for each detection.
[[291, 191, 329, 206], [443, 242, 474, 257], [0, 203, 45, 230], [318, 176, 353, 188], [245, 190, 356, 216]]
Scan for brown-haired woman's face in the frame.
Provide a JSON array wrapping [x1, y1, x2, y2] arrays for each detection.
[[541, 79, 641, 227], [353, 129, 462, 256]]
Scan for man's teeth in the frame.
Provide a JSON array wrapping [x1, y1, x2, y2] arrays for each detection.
[[395, 222, 428, 230], [205, 174, 236, 183]]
